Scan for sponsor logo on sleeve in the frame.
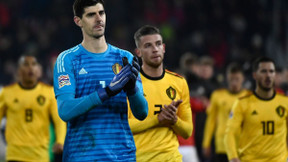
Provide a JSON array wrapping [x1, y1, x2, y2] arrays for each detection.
[[58, 74, 71, 88]]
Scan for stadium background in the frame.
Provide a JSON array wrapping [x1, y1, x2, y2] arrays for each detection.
[[0, 0, 287, 161]]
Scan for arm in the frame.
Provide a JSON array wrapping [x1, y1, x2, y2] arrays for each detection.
[[56, 92, 102, 122], [224, 100, 243, 160], [54, 55, 134, 122], [125, 57, 148, 120], [128, 91, 148, 121], [0, 89, 6, 122], [286, 115, 288, 150], [49, 89, 66, 153], [202, 92, 218, 155], [128, 115, 159, 134], [171, 79, 193, 139]]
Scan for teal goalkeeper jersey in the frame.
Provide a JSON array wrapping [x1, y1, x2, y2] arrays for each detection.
[[53, 44, 143, 161]]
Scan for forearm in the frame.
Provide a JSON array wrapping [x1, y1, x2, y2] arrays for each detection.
[[129, 115, 159, 134], [53, 121, 66, 144], [202, 113, 216, 148], [171, 113, 193, 139], [56, 92, 102, 122], [224, 130, 239, 160], [128, 91, 148, 121]]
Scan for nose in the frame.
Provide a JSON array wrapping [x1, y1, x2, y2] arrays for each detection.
[[152, 44, 158, 52], [95, 13, 102, 22]]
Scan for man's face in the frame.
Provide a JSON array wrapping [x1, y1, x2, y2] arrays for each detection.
[[136, 34, 165, 68], [227, 72, 244, 93], [253, 62, 275, 91], [18, 56, 39, 84], [199, 64, 213, 80], [77, 3, 106, 39]]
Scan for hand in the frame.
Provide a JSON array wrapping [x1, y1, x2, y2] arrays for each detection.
[[230, 158, 240, 162], [202, 147, 211, 158], [124, 56, 140, 95], [52, 143, 63, 154], [97, 57, 134, 101], [158, 100, 182, 125]]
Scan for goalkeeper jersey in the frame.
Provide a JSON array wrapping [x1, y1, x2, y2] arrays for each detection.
[[225, 91, 288, 162], [202, 89, 249, 153], [0, 82, 66, 161], [128, 69, 192, 162], [54, 44, 143, 161]]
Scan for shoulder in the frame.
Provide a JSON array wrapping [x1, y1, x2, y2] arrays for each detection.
[[109, 44, 133, 57], [0, 83, 18, 97], [56, 45, 81, 62], [38, 82, 55, 97], [2, 83, 18, 91], [214, 88, 227, 93], [238, 91, 254, 101], [38, 82, 53, 89], [275, 93, 288, 100], [165, 69, 185, 79]]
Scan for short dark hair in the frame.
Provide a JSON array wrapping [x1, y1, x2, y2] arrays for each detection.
[[226, 62, 243, 74], [252, 56, 275, 72], [134, 25, 161, 47], [18, 54, 38, 67], [73, 0, 104, 18], [199, 56, 214, 66]]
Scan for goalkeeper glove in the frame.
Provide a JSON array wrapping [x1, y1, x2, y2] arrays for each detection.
[[123, 56, 140, 95], [97, 57, 133, 101]]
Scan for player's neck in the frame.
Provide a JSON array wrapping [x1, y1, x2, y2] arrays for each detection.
[[228, 88, 242, 94], [81, 36, 107, 53], [19, 80, 38, 89], [255, 87, 275, 99], [142, 64, 163, 77]]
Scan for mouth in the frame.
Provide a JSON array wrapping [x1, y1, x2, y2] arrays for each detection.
[[265, 79, 271, 85], [152, 55, 161, 59], [94, 24, 104, 29]]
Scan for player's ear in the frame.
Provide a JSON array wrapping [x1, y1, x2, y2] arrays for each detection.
[[74, 16, 82, 27], [163, 43, 166, 54], [134, 48, 142, 57]]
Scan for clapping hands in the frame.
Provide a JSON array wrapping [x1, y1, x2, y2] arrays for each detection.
[[158, 100, 182, 126]]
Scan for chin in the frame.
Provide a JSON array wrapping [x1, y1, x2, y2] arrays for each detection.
[[93, 34, 104, 39], [262, 87, 273, 92]]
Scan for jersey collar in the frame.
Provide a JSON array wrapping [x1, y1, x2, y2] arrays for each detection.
[[18, 82, 38, 90], [253, 90, 276, 101], [140, 67, 165, 81]]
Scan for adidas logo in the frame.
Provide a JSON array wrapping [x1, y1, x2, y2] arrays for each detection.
[[79, 68, 88, 75], [251, 110, 258, 115]]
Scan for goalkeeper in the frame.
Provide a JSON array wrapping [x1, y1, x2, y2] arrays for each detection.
[[53, 0, 148, 161]]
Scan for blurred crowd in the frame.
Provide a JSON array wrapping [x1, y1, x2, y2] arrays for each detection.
[[0, 0, 287, 86], [0, 0, 287, 161]]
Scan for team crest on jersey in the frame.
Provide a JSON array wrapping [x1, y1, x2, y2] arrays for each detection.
[[58, 74, 71, 88], [37, 95, 46, 106], [112, 63, 122, 74], [14, 98, 18, 103], [276, 106, 285, 118], [166, 86, 176, 100]]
